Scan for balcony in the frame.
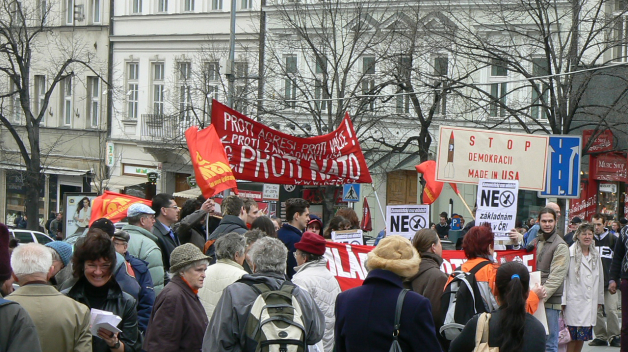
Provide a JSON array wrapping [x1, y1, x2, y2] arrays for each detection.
[[140, 114, 195, 142]]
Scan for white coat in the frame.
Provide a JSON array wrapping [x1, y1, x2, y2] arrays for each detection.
[[197, 259, 247, 319], [562, 244, 604, 327], [293, 259, 342, 352]]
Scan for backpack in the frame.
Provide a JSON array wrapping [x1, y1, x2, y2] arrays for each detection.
[[238, 279, 308, 352], [440, 260, 492, 341]]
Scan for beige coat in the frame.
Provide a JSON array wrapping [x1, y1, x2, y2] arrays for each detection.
[[6, 284, 92, 352], [198, 259, 247, 319], [562, 244, 605, 327]]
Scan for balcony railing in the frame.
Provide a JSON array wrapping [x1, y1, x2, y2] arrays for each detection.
[[140, 114, 195, 142]]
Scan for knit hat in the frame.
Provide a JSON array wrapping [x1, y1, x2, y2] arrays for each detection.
[[90, 218, 116, 237], [0, 223, 11, 281], [295, 231, 326, 256], [127, 203, 155, 218], [169, 243, 210, 273], [366, 235, 421, 279], [45, 241, 73, 267]]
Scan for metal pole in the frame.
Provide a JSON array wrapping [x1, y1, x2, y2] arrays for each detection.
[[227, 0, 237, 108], [371, 183, 388, 229]]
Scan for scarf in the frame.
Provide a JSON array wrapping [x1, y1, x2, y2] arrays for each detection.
[[573, 240, 598, 283]]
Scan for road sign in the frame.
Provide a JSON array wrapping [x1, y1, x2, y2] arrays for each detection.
[[476, 179, 519, 240], [539, 135, 581, 198], [342, 184, 361, 202], [386, 205, 430, 239]]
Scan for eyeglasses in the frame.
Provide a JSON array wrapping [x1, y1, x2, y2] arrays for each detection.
[[166, 206, 180, 210]]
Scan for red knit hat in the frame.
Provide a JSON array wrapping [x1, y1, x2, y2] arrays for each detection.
[[295, 231, 327, 256], [0, 223, 11, 282]]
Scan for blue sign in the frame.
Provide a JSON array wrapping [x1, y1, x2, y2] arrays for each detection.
[[342, 184, 361, 202], [539, 135, 581, 198]]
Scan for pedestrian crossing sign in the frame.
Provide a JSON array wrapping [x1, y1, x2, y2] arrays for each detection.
[[342, 184, 360, 202]]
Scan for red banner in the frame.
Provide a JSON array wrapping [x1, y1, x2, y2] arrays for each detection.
[[211, 100, 372, 185], [90, 191, 152, 225], [569, 182, 597, 222], [185, 125, 239, 198], [583, 129, 613, 153], [416, 160, 459, 204], [324, 241, 536, 291]]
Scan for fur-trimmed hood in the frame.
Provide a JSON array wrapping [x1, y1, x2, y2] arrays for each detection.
[[366, 235, 421, 279]]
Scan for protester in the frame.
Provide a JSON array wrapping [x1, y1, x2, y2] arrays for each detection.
[[323, 215, 349, 240], [293, 232, 341, 352], [335, 208, 359, 230], [8, 243, 92, 352], [278, 198, 310, 279], [250, 216, 277, 238], [610, 216, 628, 350], [590, 213, 620, 347], [306, 214, 323, 235], [435, 212, 450, 240], [270, 216, 282, 232], [407, 229, 449, 349], [611, 220, 621, 236], [334, 235, 441, 352], [202, 237, 324, 351], [562, 223, 604, 352], [526, 207, 569, 352], [151, 194, 180, 271], [63, 229, 141, 352], [45, 241, 73, 288], [198, 233, 247, 319], [144, 244, 209, 352], [14, 211, 26, 229], [111, 230, 155, 334], [50, 212, 63, 241], [122, 203, 165, 295], [525, 202, 560, 247], [45, 211, 56, 236], [242, 197, 260, 227], [175, 197, 216, 250], [564, 216, 583, 247], [0, 223, 42, 352], [449, 262, 546, 352], [242, 229, 266, 273], [206, 195, 249, 259]]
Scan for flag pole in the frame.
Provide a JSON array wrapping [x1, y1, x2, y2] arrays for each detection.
[[371, 183, 388, 229], [452, 184, 475, 220]]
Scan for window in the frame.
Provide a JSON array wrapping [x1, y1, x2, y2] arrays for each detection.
[[179, 62, 191, 81], [10, 0, 22, 24], [38, 0, 47, 23], [489, 83, 507, 117], [158, 0, 167, 12], [127, 63, 139, 119], [87, 76, 100, 127], [178, 62, 192, 122], [66, 0, 74, 24], [92, 0, 100, 22], [184, 0, 193, 11], [212, 0, 221, 9], [395, 56, 411, 114], [234, 61, 248, 78], [284, 79, 296, 109], [491, 58, 508, 77], [362, 56, 375, 111], [315, 79, 328, 110], [62, 77, 72, 125], [315, 56, 327, 74], [362, 56, 375, 75], [153, 63, 165, 114], [241, 0, 252, 9], [34, 75, 46, 122], [132, 0, 141, 13], [9, 81, 21, 123], [434, 56, 448, 115], [285, 55, 297, 74], [205, 62, 220, 81], [612, 17, 628, 61], [531, 58, 549, 120]]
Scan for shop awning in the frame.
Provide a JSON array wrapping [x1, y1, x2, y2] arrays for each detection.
[[99, 175, 146, 191], [173, 188, 202, 199], [0, 163, 90, 176]]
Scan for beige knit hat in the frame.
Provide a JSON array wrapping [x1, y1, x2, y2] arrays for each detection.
[[169, 243, 210, 273], [366, 235, 421, 278]]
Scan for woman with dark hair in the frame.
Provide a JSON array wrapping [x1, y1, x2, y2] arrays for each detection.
[[270, 216, 282, 232], [449, 262, 546, 352], [63, 229, 141, 352], [174, 198, 216, 250], [73, 197, 92, 235], [251, 216, 277, 238], [323, 216, 349, 240], [407, 229, 449, 349], [335, 208, 359, 229]]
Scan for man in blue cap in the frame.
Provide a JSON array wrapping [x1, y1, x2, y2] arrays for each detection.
[[45, 241, 73, 289]]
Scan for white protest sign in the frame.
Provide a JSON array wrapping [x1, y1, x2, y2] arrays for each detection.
[[476, 179, 519, 240], [331, 229, 364, 245], [386, 205, 430, 239], [263, 184, 280, 201]]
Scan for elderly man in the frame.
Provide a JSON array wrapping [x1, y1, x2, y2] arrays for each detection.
[[7, 243, 91, 352], [202, 237, 324, 352], [45, 241, 73, 289], [198, 232, 247, 319]]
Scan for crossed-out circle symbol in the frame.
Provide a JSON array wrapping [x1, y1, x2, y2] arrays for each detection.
[[499, 191, 515, 207], [410, 215, 426, 230]]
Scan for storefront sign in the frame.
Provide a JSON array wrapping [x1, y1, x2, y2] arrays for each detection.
[[123, 164, 156, 177], [583, 129, 613, 153], [239, 190, 263, 201], [599, 183, 617, 193], [593, 153, 628, 182], [146, 172, 159, 184], [386, 205, 430, 239], [106, 142, 115, 167], [435, 126, 549, 190], [262, 184, 280, 201], [331, 229, 364, 245], [187, 176, 197, 188], [476, 179, 519, 240], [569, 184, 597, 221]]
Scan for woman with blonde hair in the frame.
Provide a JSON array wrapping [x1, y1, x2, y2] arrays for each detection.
[[562, 223, 604, 352]]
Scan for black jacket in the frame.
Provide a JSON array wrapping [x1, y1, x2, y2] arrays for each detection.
[[594, 229, 617, 289], [152, 219, 179, 271], [63, 277, 142, 352], [610, 228, 628, 282], [174, 209, 210, 251], [206, 215, 248, 260]]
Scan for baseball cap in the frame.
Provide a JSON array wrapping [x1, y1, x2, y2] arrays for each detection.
[[127, 203, 155, 218], [570, 217, 582, 225], [90, 218, 116, 237]]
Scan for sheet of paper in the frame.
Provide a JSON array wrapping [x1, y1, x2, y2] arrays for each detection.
[[529, 271, 549, 334], [90, 308, 122, 337]]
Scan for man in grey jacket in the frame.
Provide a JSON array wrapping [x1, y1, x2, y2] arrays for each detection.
[[202, 237, 324, 352]]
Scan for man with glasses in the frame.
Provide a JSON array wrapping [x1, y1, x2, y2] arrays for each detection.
[[123, 203, 166, 295], [151, 193, 181, 272], [590, 213, 620, 347]]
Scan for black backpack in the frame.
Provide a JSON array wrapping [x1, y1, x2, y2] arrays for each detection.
[[439, 260, 491, 341]]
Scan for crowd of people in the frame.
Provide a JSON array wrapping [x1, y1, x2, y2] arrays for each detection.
[[2, 194, 628, 352]]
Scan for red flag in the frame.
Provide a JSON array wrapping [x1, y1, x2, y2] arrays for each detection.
[[89, 191, 152, 225], [416, 161, 444, 204], [360, 197, 372, 232], [450, 183, 459, 194], [185, 125, 238, 198]]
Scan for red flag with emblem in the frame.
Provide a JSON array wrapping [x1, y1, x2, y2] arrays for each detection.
[[185, 125, 238, 198], [89, 191, 152, 225], [416, 160, 458, 204], [360, 197, 372, 232]]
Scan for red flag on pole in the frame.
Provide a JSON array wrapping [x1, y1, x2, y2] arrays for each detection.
[[361, 197, 373, 232], [89, 191, 152, 225], [185, 125, 238, 198], [416, 161, 444, 204]]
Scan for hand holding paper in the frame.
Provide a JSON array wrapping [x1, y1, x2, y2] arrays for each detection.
[[90, 309, 122, 337]]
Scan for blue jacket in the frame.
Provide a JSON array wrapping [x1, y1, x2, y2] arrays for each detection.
[[124, 252, 155, 333], [277, 223, 303, 279], [334, 269, 442, 352]]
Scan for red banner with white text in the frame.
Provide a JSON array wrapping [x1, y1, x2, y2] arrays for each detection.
[[324, 241, 536, 291], [211, 100, 372, 185]]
